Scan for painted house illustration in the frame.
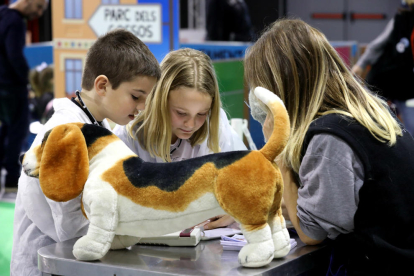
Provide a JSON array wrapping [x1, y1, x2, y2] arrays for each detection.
[[52, 0, 169, 98]]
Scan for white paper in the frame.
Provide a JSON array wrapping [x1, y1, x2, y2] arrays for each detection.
[[201, 227, 242, 240], [220, 234, 298, 252]]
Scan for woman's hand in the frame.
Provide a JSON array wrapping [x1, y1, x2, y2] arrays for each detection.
[[203, 215, 236, 230], [263, 114, 274, 142]]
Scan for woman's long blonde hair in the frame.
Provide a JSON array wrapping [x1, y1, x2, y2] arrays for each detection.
[[129, 48, 221, 162], [245, 18, 402, 173]]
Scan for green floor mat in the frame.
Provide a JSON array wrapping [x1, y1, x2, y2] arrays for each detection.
[[0, 202, 15, 276]]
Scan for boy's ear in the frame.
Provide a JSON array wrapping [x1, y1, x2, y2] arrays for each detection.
[[94, 75, 109, 96]]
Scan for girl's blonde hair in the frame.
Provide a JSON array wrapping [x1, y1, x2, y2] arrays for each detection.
[[245, 18, 402, 173], [130, 48, 221, 162]]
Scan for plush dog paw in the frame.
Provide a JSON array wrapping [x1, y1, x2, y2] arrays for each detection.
[[238, 239, 274, 267], [73, 235, 109, 261], [273, 241, 291, 258], [272, 228, 291, 258], [110, 235, 141, 250]]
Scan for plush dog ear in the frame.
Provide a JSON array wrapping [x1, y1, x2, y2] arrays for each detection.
[[39, 123, 89, 202]]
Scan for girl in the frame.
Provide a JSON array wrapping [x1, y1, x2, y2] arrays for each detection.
[[245, 19, 414, 275], [29, 63, 54, 124], [113, 48, 246, 163]]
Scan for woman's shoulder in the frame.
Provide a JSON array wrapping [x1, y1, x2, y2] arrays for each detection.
[[307, 133, 354, 154], [305, 133, 363, 172]]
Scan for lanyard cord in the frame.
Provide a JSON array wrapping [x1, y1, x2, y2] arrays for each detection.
[[72, 90, 102, 127], [170, 139, 182, 155]]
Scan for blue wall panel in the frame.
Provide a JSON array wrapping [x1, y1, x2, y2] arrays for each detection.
[[23, 42, 54, 68]]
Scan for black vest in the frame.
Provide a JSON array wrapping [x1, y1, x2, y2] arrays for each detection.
[[302, 114, 414, 275], [366, 10, 414, 101]]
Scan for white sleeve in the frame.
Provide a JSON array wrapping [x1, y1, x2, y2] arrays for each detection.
[[45, 194, 89, 241], [356, 18, 394, 69], [219, 109, 247, 152]]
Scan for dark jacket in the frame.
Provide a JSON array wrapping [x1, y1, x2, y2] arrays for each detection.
[[366, 10, 414, 101], [0, 5, 29, 88], [303, 114, 414, 275], [206, 0, 254, 42]]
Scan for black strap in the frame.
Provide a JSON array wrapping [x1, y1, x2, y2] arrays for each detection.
[[170, 139, 182, 155], [71, 93, 103, 127]]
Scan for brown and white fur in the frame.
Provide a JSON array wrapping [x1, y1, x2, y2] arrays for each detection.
[[21, 87, 291, 267]]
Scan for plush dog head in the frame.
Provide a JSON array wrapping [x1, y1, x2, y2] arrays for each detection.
[[21, 123, 90, 202]]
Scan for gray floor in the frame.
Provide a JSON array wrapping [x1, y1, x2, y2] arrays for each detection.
[[0, 191, 17, 203], [0, 169, 17, 203]]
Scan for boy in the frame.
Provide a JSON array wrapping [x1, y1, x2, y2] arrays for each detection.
[[10, 29, 160, 276]]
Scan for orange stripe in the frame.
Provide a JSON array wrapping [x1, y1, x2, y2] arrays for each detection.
[[352, 13, 385, 20], [411, 27, 414, 61], [312, 13, 344, 19]]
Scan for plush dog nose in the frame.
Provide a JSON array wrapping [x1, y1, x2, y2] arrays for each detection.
[[19, 153, 25, 165]]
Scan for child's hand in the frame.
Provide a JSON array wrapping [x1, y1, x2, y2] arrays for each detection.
[[263, 114, 274, 142], [203, 215, 235, 230]]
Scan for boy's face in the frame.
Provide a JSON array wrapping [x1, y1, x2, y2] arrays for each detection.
[[168, 87, 212, 143], [104, 75, 157, 125]]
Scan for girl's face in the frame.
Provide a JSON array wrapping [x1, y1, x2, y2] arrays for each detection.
[[168, 87, 212, 143]]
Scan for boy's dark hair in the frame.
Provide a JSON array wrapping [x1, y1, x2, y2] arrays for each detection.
[[82, 29, 160, 90]]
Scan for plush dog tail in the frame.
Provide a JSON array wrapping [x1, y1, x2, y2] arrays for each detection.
[[254, 87, 290, 162]]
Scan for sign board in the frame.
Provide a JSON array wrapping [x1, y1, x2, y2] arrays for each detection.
[[89, 5, 162, 43], [181, 43, 252, 61]]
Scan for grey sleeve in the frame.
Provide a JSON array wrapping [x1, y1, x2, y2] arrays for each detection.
[[297, 134, 364, 240], [356, 18, 394, 69]]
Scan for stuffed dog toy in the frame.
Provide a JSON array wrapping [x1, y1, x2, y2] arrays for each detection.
[[21, 87, 291, 267]]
